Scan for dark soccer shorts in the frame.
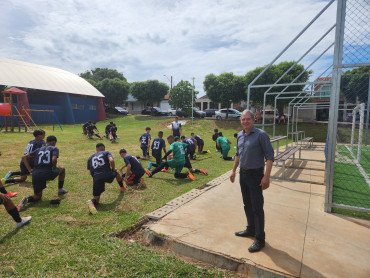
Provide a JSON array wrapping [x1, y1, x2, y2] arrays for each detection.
[[0, 197, 3, 205], [184, 155, 192, 169], [20, 160, 31, 176], [32, 170, 59, 194], [93, 172, 116, 196], [141, 146, 148, 157], [152, 152, 162, 165]]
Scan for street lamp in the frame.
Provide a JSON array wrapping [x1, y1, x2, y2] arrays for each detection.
[[163, 75, 173, 89]]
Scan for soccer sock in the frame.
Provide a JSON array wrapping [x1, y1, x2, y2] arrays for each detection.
[[27, 196, 35, 202], [118, 180, 124, 187], [5, 179, 15, 184], [0, 187, 7, 194], [7, 207, 22, 223], [194, 169, 200, 173], [151, 162, 166, 175], [202, 151, 208, 154], [58, 181, 64, 189], [10, 171, 21, 177], [223, 157, 233, 161]]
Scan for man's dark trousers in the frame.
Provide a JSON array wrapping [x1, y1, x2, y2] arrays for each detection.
[[239, 168, 265, 242]]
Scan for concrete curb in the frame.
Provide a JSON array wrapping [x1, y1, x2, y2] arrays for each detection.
[[142, 228, 293, 278]]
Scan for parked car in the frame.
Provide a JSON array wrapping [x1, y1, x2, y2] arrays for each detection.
[[215, 108, 242, 120], [115, 106, 128, 115], [167, 108, 177, 116], [141, 107, 170, 116], [204, 109, 217, 117], [192, 107, 206, 118]]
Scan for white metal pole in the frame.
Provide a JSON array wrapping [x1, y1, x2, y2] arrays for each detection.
[[358, 103, 365, 162], [192, 77, 195, 127]]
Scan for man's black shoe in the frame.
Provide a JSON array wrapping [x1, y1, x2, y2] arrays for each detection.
[[248, 240, 265, 253], [235, 229, 255, 238]]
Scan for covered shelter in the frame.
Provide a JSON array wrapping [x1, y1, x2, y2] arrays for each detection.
[[0, 57, 106, 124]]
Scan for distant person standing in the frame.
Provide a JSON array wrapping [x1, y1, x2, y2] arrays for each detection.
[[172, 117, 182, 137], [230, 110, 274, 253]]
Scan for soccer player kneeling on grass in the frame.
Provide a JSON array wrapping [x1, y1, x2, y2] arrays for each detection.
[[2, 129, 46, 197], [217, 132, 234, 161], [191, 133, 211, 154], [148, 131, 167, 170], [86, 143, 125, 214], [17, 135, 67, 211], [144, 135, 195, 181], [0, 180, 32, 228], [119, 149, 146, 188]]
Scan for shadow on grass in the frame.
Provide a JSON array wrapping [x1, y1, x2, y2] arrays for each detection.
[[98, 192, 125, 212], [0, 227, 20, 244]]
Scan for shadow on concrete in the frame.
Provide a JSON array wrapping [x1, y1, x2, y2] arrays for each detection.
[[265, 244, 325, 278]]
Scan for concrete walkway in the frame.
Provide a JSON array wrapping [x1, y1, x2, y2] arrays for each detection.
[[146, 144, 370, 277]]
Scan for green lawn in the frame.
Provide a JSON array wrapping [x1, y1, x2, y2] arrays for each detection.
[[1, 116, 242, 277], [334, 145, 370, 212], [0, 117, 339, 276]]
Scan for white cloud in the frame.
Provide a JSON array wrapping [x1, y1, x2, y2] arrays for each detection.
[[0, 0, 339, 95]]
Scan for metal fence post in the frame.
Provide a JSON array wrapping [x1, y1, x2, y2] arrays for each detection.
[[324, 0, 347, 213]]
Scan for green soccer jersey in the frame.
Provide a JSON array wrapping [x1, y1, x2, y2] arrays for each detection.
[[170, 142, 187, 162], [217, 136, 230, 149]]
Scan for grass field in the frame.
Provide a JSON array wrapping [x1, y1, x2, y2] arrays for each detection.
[[0, 117, 330, 276], [1, 116, 245, 277], [334, 145, 370, 211]]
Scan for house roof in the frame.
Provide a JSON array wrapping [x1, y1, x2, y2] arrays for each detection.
[[0, 57, 104, 97]]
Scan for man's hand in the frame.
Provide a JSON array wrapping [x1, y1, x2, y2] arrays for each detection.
[[230, 171, 236, 183], [260, 175, 270, 190], [0, 193, 10, 203]]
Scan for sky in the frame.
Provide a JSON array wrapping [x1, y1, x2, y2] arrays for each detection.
[[1, 0, 339, 95]]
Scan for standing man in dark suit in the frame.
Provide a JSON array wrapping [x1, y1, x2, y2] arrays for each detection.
[[230, 110, 274, 253]]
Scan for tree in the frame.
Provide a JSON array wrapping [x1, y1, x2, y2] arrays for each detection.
[[79, 68, 129, 112], [341, 66, 370, 104], [79, 68, 127, 83], [203, 72, 246, 118], [245, 61, 312, 113], [169, 80, 198, 115], [130, 80, 169, 107], [96, 78, 130, 110]]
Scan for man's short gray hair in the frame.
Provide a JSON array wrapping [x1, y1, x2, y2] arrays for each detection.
[[241, 109, 255, 120]]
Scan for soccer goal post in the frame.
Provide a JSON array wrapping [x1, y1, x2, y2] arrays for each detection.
[[350, 103, 365, 163]]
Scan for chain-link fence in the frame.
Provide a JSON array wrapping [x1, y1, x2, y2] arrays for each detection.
[[326, 0, 370, 213]]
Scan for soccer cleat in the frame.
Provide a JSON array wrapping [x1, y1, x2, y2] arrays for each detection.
[[120, 185, 126, 192], [135, 155, 138, 159], [216, 150, 219, 152], [207, 150, 211, 154], [17, 197, 28, 212], [161, 169, 169, 173], [187, 172, 196, 181], [199, 169, 208, 176], [232, 156, 235, 160], [146, 155, 151, 158], [5, 171, 12, 179], [117, 137, 120, 139], [100, 137, 103, 140], [220, 155, 223, 158], [144, 169, 152, 177], [16, 216, 32, 228], [6, 191, 18, 198], [87, 200, 98, 215], [148, 162, 153, 170], [58, 188, 68, 195]]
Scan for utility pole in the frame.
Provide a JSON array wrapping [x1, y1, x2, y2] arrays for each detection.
[[192, 77, 195, 127]]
